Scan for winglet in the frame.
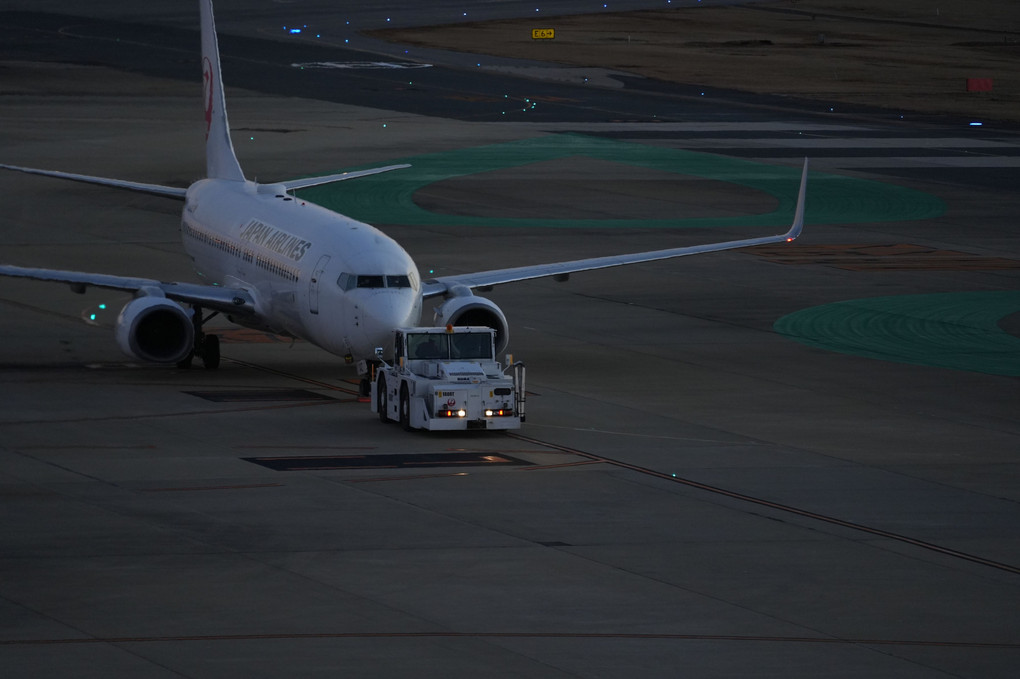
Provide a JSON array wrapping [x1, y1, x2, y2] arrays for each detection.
[[783, 158, 809, 242], [421, 158, 811, 297], [200, 0, 245, 182]]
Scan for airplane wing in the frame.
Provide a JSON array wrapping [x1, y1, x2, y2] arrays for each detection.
[[0, 163, 188, 199], [0, 264, 256, 315], [0, 162, 412, 197], [281, 164, 411, 191], [422, 158, 809, 299]]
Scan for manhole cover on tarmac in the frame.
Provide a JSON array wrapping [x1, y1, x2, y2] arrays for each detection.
[[244, 451, 531, 471], [185, 389, 334, 402]]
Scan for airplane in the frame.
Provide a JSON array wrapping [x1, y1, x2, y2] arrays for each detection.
[[0, 0, 807, 393]]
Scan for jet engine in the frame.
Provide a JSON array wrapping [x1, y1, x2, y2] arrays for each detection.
[[115, 295, 194, 363], [432, 288, 509, 356]]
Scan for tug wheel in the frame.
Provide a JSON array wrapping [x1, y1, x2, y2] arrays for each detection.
[[377, 377, 390, 423], [399, 383, 413, 431]]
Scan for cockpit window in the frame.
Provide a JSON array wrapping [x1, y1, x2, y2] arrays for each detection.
[[337, 272, 419, 291], [356, 275, 385, 288], [386, 275, 411, 288]]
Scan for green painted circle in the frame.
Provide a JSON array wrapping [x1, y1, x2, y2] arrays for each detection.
[[295, 134, 945, 229], [774, 291, 1020, 376]]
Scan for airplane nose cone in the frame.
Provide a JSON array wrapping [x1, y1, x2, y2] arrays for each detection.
[[359, 291, 419, 348]]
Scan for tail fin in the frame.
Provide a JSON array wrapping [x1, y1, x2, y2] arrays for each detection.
[[200, 0, 245, 182]]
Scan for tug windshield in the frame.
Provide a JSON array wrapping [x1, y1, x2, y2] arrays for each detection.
[[408, 333, 448, 360], [451, 332, 493, 360], [407, 332, 492, 361]]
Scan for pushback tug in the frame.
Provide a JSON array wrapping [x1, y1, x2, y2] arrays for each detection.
[[372, 325, 525, 431]]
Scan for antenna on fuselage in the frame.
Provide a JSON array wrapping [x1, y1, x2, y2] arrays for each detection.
[[199, 0, 245, 182]]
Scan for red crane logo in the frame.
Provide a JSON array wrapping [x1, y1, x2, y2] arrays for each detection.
[[202, 57, 214, 140]]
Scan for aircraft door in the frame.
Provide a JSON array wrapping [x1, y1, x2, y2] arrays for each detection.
[[309, 254, 330, 315]]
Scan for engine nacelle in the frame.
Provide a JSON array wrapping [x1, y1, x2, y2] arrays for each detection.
[[432, 292, 510, 357], [115, 296, 194, 363]]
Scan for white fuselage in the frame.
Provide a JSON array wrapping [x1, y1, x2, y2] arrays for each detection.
[[180, 178, 423, 359]]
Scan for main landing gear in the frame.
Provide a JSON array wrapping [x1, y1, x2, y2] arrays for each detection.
[[177, 306, 221, 370]]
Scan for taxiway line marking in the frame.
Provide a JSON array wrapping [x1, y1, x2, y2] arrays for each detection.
[[0, 399, 345, 427], [506, 433, 1020, 576]]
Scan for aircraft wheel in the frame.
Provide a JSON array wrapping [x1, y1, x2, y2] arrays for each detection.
[[200, 334, 220, 370], [378, 377, 390, 423]]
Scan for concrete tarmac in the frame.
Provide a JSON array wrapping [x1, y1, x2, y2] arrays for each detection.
[[1, 3, 1018, 678]]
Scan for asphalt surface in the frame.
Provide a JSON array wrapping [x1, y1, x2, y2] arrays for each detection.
[[1, 2, 1018, 678]]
